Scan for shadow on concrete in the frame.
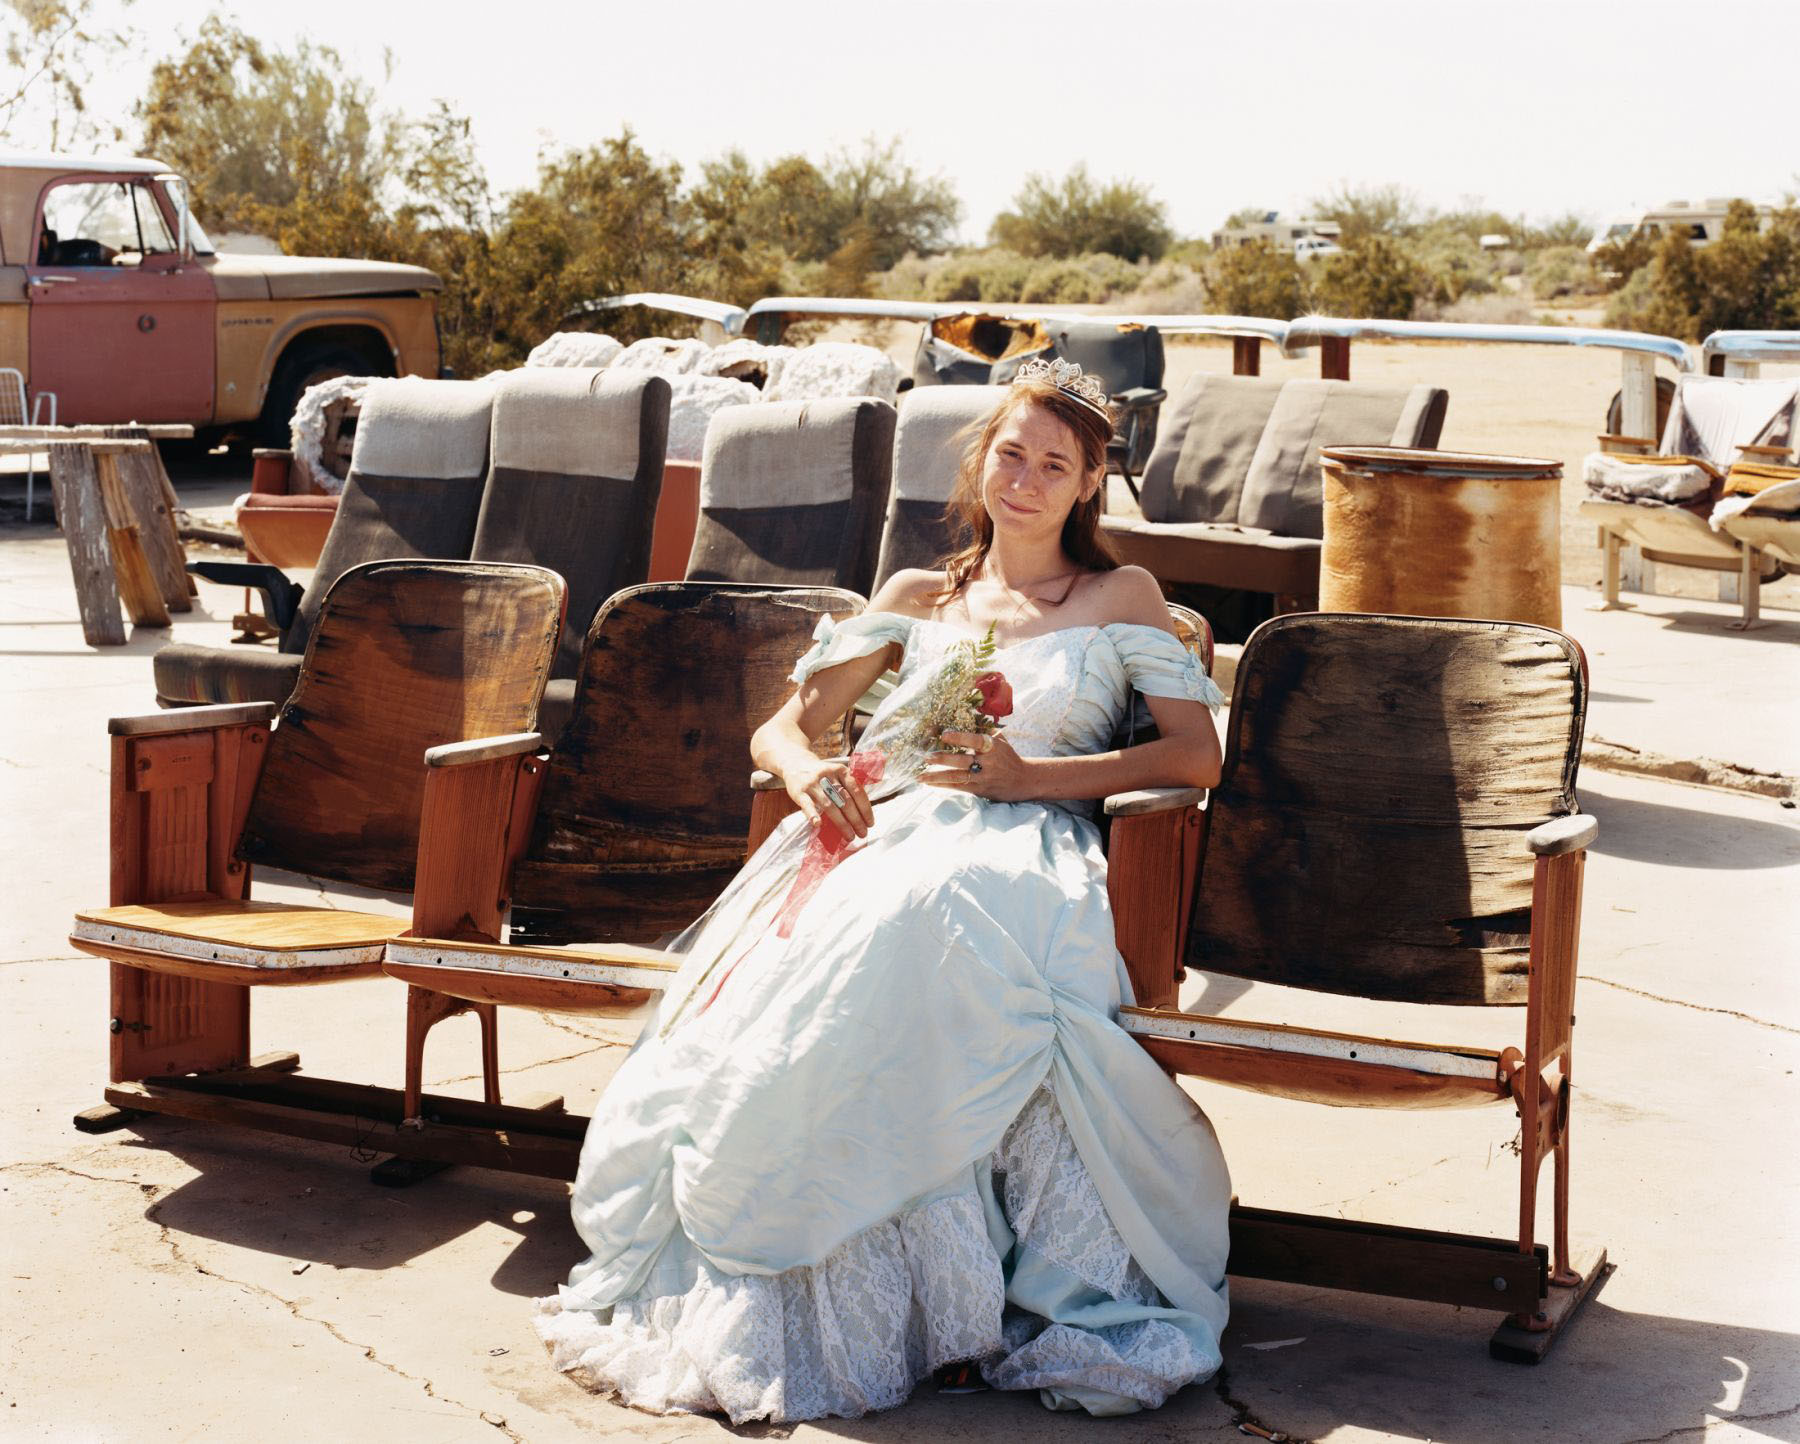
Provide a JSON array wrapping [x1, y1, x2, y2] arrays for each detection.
[[118, 1121, 583, 1295], [1196, 1276, 1800, 1444], [1580, 783, 1800, 870], [1646, 608, 1800, 644]]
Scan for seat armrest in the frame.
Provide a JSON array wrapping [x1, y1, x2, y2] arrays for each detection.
[[751, 757, 847, 792], [425, 733, 546, 768], [1597, 433, 1656, 456], [1104, 786, 1207, 817], [1527, 814, 1598, 857], [1110, 386, 1167, 410], [109, 702, 279, 737], [186, 560, 303, 634]]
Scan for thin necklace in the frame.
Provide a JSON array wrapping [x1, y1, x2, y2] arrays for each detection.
[[975, 565, 1081, 631]]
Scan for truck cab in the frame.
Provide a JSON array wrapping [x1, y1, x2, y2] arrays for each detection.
[[0, 153, 443, 440]]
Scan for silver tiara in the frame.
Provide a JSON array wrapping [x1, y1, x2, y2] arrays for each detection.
[[1013, 357, 1110, 418]]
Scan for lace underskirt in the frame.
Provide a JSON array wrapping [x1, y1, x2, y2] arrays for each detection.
[[533, 1089, 1211, 1423]]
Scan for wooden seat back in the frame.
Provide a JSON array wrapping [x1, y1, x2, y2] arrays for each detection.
[[1189, 613, 1585, 1005], [508, 582, 862, 947], [236, 560, 565, 894]]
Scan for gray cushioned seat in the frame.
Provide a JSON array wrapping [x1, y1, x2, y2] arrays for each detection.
[[684, 397, 895, 595], [1104, 374, 1448, 605], [873, 386, 1002, 587], [472, 368, 670, 682], [154, 378, 495, 706]]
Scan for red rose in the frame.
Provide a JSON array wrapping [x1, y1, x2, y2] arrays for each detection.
[[973, 671, 1013, 720]]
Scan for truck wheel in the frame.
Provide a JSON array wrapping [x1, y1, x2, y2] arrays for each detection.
[[257, 343, 388, 448]]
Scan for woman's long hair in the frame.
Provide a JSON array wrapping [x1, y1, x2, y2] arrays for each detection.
[[934, 377, 1122, 601]]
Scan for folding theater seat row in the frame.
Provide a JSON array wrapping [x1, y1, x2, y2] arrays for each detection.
[[1101, 373, 1448, 614], [156, 371, 671, 722]]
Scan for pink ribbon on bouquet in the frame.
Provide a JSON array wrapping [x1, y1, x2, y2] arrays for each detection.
[[773, 749, 888, 938]]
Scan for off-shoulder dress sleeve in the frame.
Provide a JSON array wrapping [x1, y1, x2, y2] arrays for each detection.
[[1100, 622, 1226, 709], [789, 612, 918, 685]]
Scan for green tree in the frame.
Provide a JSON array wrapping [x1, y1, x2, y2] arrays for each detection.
[[1620, 201, 1800, 339], [139, 16, 395, 233], [990, 164, 1173, 262], [0, 0, 135, 149], [1204, 239, 1305, 319], [1311, 234, 1419, 319]]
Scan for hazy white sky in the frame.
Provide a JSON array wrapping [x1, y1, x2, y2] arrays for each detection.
[[65, 0, 1800, 241]]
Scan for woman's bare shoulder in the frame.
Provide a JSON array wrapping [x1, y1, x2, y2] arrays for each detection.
[[866, 568, 949, 620], [1080, 565, 1176, 632]]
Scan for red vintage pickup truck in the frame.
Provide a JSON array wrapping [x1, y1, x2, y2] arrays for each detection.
[[1, 152, 443, 443]]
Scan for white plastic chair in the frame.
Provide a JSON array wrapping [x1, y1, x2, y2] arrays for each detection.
[[0, 368, 57, 520]]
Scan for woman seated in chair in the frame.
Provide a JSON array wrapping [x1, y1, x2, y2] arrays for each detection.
[[536, 359, 1233, 1421]]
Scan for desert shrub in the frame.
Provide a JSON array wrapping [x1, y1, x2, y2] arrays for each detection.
[[878, 251, 934, 300], [1526, 245, 1594, 300], [1308, 182, 1419, 243], [1124, 258, 1208, 313], [1164, 237, 1212, 269], [1590, 230, 1658, 290], [1309, 235, 1418, 319], [1411, 229, 1498, 306], [1018, 251, 1141, 304], [1422, 292, 1535, 325], [1611, 202, 1800, 338], [1602, 264, 1658, 331], [1204, 239, 1305, 319], [1526, 212, 1594, 249], [990, 164, 1173, 262], [923, 249, 1033, 304]]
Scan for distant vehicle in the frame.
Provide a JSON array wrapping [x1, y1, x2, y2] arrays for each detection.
[[1212, 211, 1343, 255], [0, 152, 444, 444], [1292, 236, 1343, 263], [1585, 198, 1773, 256]]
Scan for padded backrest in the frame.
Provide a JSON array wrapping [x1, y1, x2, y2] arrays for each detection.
[[1239, 381, 1448, 537], [472, 368, 670, 677], [685, 397, 895, 593], [1190, 614, 1584, 1005], [1662, 374, 1800, 463], [510, 583, 862, 946], [1045, 319, 1165, 393], [239, 560, 565, 894], [285, 378, 495, 655], [1138, 374, 1287, 524], [1137, 376, 1447, 531], [874, 386, 1002, 587]]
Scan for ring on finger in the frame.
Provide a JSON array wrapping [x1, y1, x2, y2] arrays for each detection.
[[968, 761, 983, 774], [820, 779, 850, 809]]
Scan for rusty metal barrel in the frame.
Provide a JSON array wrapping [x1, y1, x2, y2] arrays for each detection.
[[1319, 446, 1564, 627]]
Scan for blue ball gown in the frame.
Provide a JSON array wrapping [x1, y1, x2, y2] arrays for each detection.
[[534, 613, 1233, 1421]]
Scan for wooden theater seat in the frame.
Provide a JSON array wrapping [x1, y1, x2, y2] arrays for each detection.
[[384, 582, 863, 1122], [1107, 612, 1605, 1362], [68, 560, 566, 1152], [71, 900, 410, 985], [382, 936, 679, 1016]]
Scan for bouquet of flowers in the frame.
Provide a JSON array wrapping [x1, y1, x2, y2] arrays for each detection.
[[773, 624, 1014, 937], [668, 626, 1017, 1030]]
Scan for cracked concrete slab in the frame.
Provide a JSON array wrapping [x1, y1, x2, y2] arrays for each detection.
[[4, 492, 1798, 1441]]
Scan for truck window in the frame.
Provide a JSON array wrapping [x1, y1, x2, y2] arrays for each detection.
[[37, 180, 176, 267]]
